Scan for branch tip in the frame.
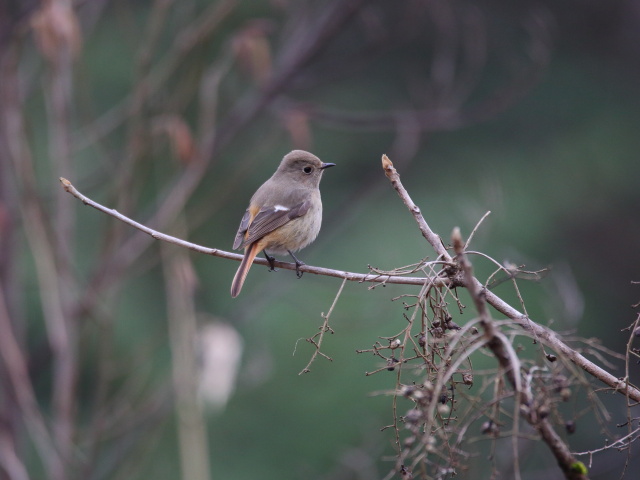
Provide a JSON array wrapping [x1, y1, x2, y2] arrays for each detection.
[[381, 154, 394, 173], [451, 227, 464, 255]]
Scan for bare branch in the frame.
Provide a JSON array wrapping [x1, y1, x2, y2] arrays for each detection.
[[37, 1, 80, 471], [380, 154, 640, 403], [0, 283, 62, 475], [453, 227, 585, 480], [59, 177, 446, 288], [298, 278, 347, 374]]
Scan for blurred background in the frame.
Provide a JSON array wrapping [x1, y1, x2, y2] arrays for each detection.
[[1, 0, 639, 479]]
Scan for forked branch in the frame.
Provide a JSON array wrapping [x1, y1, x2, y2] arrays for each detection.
[[380, 154, 640, 403]]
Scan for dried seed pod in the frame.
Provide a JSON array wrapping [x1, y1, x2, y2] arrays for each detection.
[[538, 404, 550, 419], [481, 420, 498, 436], [403, 436, 416, 448], [400, 464, 413, 479], [387, 357, 400, 371], [400, 385, 415, 398], [565, 421, 576, 434], [445, 319, 461, 330], [404, 409, 422, 424], [553, 375, 568, 393]]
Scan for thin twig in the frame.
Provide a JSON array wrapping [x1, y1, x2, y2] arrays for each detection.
[[464, 210, 491, 249], [298, 278, 347, 374], [43, 16, 78, 476]]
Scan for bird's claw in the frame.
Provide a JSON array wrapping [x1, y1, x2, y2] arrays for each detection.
[[264, 252, 277, 271], [295, 261, 305, 279]]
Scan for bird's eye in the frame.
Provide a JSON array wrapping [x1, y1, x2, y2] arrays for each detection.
[[303, 166, 313, 174]]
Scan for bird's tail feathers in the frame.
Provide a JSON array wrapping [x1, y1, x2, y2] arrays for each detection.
[[231, 242, 261, 298]]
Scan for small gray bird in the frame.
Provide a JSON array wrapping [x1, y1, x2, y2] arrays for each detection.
[[231, 150, 335, 297]]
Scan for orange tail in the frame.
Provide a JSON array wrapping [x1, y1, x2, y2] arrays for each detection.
[[231, 242, 262, 298]]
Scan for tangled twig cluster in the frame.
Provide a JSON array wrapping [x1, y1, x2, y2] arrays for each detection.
[[302, 155, 637, 479]]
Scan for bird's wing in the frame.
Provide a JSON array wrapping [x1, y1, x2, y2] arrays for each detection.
[[234, 201, 311, 249], [232, 209, 253, 250]]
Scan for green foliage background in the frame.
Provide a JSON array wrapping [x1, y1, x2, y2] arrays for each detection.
[[5, 0, 640, 479]]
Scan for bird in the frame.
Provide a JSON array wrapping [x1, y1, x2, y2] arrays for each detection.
[[230, 150, 335, 297]]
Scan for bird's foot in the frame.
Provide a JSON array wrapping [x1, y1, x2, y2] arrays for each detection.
[[288, 250, 305, 278], [264, 251, 277, 272]]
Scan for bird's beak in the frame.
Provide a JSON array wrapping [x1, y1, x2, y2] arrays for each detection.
[[320, 163, 336, 169]]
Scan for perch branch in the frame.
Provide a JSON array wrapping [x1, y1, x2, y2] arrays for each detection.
[[59, 178, 446, 288]]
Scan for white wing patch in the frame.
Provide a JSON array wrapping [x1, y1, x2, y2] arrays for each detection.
[[273, 205, 290, 212]]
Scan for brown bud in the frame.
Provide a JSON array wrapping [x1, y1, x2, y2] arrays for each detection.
[[31, 0, 82, 62], [153, 115, 196, 165], [284, 109, 312, 151], [451, 227, 465, 255], [232, 20, 273, 84]]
